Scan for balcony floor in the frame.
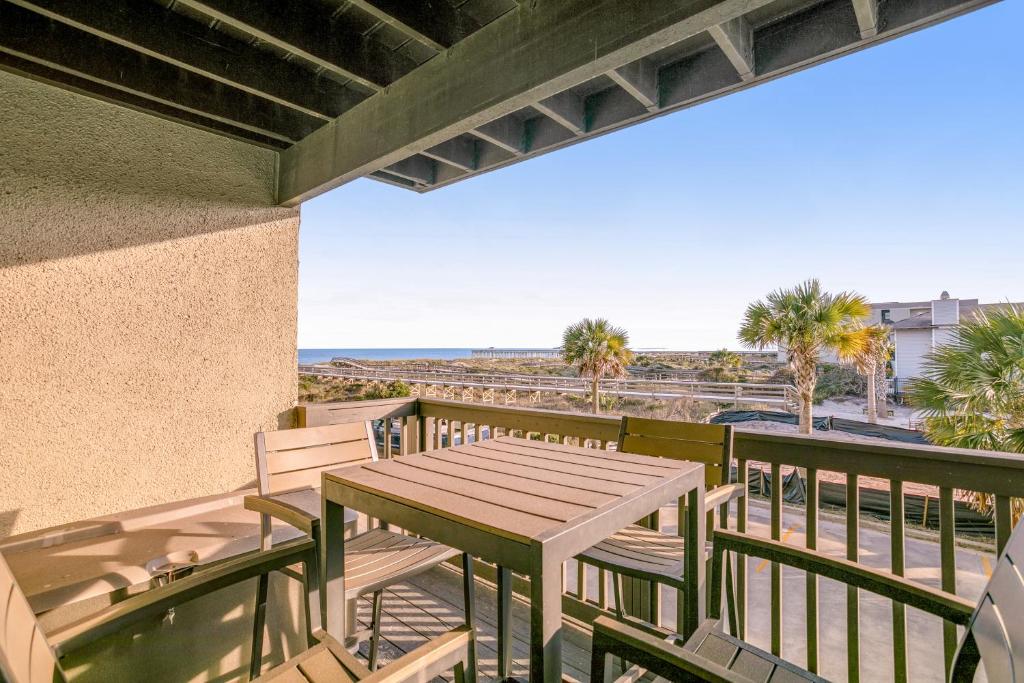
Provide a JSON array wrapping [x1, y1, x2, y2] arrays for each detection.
[[354, 565, 593, 682]]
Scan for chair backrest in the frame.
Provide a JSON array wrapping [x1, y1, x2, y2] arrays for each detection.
[[0, 553, 65, 683], [617, 417, 733, 489], [256, 421, 378, 495], [953, 522, 1024, 681]]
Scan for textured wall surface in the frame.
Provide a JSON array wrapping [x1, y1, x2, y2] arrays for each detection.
[[0, 71, 300, 537]]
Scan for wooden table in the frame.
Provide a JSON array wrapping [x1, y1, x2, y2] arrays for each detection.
[[321, 436, 706, 682]]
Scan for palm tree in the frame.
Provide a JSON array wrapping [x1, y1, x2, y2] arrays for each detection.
[[908, 303, 1024, 450], [562, 318, 634, 414], [839, 325, 892, 424], [908, 306, 1024, 521], [738, 280, 869, 434]]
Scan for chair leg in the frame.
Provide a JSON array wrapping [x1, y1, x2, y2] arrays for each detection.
[[250, 572, 270, 680], [612, 572, 624, 618], [726, 553, 739, 638], [368, 590, 384, 670]]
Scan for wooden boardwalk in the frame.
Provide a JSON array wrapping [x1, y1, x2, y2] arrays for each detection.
[[354, 564, 594, 682]]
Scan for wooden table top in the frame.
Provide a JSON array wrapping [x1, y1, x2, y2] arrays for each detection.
[[323, 436, 703, 549]]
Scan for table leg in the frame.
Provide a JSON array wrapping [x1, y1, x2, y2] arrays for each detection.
[[497, 566, 513, 679], [462, 554, 478, 683], [683, 486, 706, 637], [529, 549, 562, 682], [322, 498, 347, 643]]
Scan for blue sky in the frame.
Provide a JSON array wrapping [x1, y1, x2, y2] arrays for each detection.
[[298, 2, 1022, 350]]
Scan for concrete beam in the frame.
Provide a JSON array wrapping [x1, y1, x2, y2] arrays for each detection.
[[278, 0, 776, 205], [0, 3, 319, 143], [420, 0, 997, 194], [534, 90, 586, 136], [470, 118, 525, 155], [607, 59, 659, 111], [708, 16, 755, 81], [347, 0, 483, 51], [851, 0, 880, 38], [6, 0, 361, 120], [174, 0, 416, 91], [421, 137, 478, 172]]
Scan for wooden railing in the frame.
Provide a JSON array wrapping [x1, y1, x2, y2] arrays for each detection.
[[297, 398, 1024, 682], [298, 364, 798, 408]]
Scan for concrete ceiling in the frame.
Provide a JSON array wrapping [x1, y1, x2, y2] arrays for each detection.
[[0, 0, 998, 205]]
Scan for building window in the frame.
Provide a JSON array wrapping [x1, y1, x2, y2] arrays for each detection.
[[881, 309, 891, 323]]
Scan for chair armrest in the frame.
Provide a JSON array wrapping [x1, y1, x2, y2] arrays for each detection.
[[48, 538, 317, 657], [704, 483, 746, 512], [360, 625, 473, 683], [712, 530, 976, 625], [591, 616, 748, 683], [244, 493, 319, 536]]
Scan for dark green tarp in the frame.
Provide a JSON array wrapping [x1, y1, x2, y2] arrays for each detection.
[[710, 410, 930, 445]]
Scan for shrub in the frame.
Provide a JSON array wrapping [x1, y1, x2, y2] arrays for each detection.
[[363, 380, 412, 400], [812, 364, 865, 404]]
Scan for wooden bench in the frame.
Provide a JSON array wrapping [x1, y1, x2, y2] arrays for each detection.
[[591, 522, 1024, 682]]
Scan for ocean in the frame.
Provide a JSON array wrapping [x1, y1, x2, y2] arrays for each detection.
[[298, 348, 474, 363]]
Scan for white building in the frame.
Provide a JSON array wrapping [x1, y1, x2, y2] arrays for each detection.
[[777, 292, 1021, 386]]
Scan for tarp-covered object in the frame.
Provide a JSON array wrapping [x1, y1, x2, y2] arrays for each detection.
[[710, 410, 930, 445], [711, 410, 830, 430]]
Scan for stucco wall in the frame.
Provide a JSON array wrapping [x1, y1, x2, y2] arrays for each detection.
[[0, 71, 300, 537]]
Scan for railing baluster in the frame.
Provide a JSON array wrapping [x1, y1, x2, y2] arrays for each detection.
[[939, 486, 957, 677], [736, 458, 748, 640], [383, 418, 393, 459], [995, 494, 1012, 555], [771, 462, 782, 656], [891, 479, 907, 683], [847, 473, 860, 682], [599, 568, 608, 610], [577, 561, 587, 602], [474, 422, 481, 444], [399, 416, 409, 456], [424, 417, 435, 452], [806, 467, 818, 674]]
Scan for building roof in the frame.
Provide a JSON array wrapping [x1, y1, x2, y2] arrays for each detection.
[[1, 0, 997, 203], [890, 301, 1024, 330]]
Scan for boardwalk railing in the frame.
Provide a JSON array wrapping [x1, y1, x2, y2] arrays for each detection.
[[298, 364, 799, 409], [296, 398, 1024, 682]]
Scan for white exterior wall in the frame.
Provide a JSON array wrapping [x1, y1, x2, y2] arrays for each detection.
[[932, 299, 960, 326], [894, 329, 933, 381]]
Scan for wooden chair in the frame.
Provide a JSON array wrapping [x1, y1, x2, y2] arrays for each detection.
[[576, 417, 745, 622], [244, 422, 461, 670], [0, 540, 475, 683], [590, 523, 1024, 682]]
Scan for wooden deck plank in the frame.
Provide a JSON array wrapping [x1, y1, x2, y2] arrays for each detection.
[[350, 565, 586, 681]]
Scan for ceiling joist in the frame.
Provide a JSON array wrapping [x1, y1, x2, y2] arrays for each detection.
[[6, 0, 362, 119], [346, 0, 482, 51], [0, 3, 318, 143], [173, 0, 416, 91]]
